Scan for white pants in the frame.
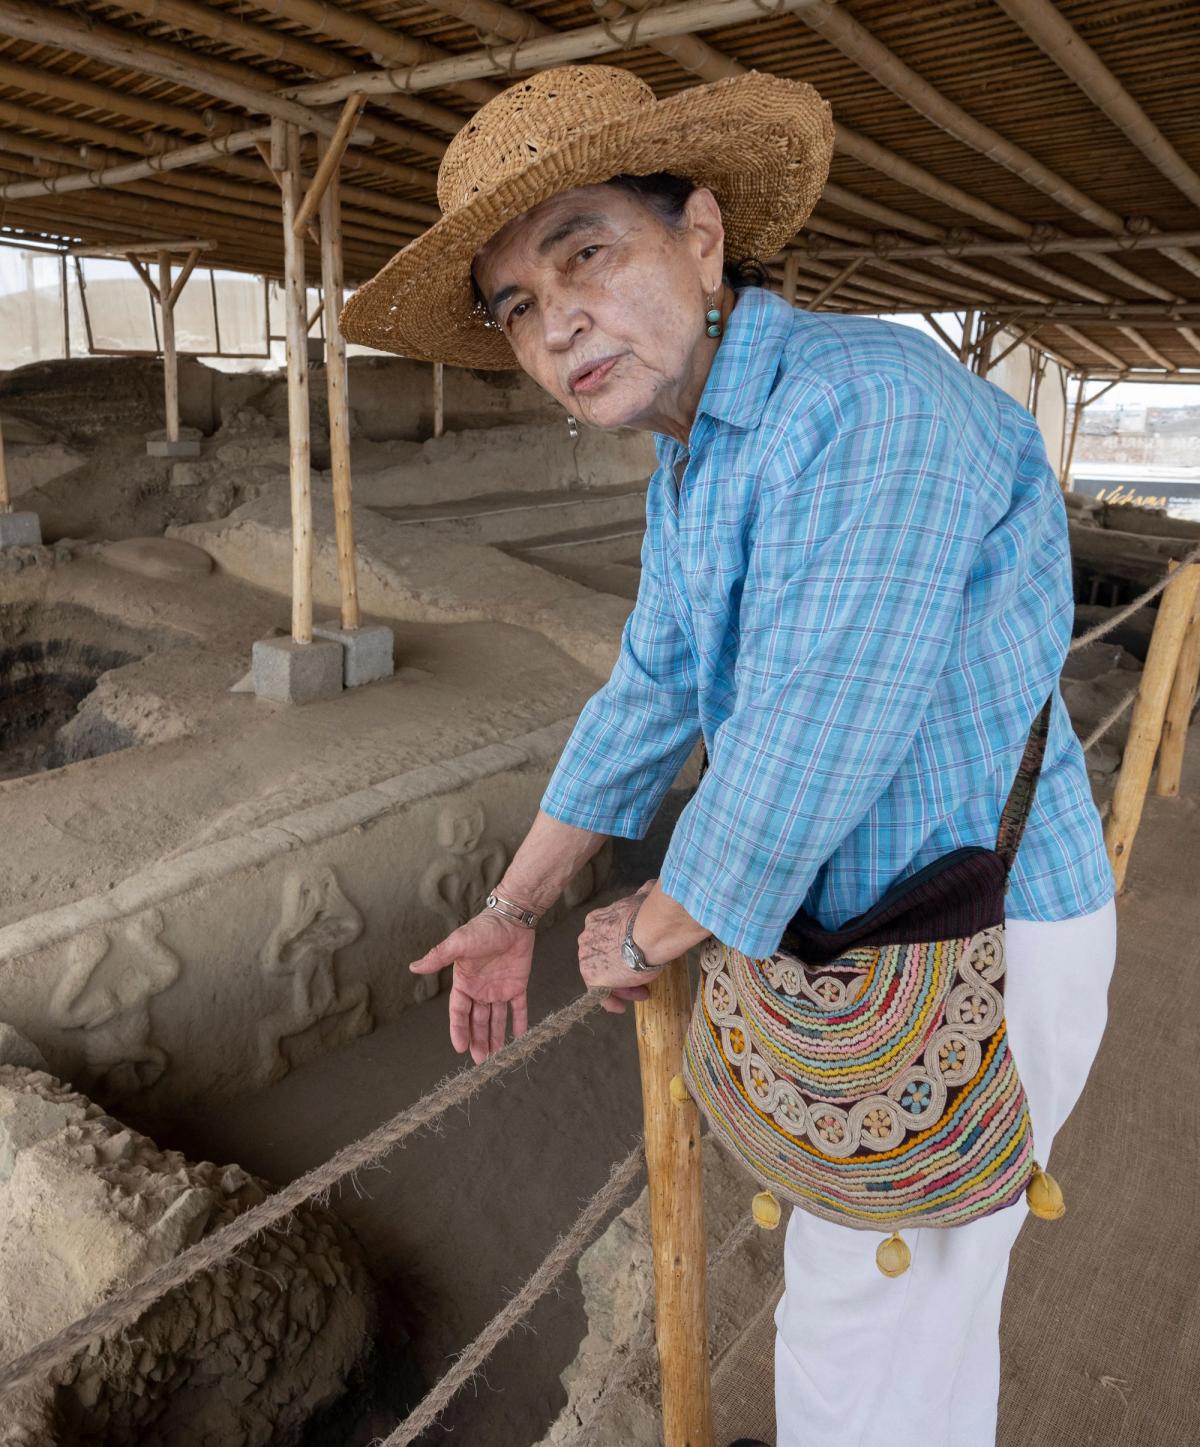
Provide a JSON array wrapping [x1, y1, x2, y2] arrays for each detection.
[[773, 898, 1118, 1447]]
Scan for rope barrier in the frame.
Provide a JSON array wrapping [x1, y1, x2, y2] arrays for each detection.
[[1081, 686, 1139, 754], [1068, 540, 1200, 653], [0, 989, 605, 1400], [378, 1142, 646, 1447]]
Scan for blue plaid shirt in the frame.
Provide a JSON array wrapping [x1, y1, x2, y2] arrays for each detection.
[[539, 287, 1115, 957]]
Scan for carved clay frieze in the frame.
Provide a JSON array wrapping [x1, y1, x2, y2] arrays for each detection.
[[258, 867, 371, 1083], [49, 909, 181, 1099], [416, 802, 508, 1001]]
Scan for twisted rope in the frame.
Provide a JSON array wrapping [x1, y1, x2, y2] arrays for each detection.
[[0, 990, 605, 1399], [1081, 686, 1139, 754], [378, 1142, 645, 1447], [1068, 541, 1200, 653]]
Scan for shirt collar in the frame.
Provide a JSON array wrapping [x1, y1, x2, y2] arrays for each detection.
[[652, 286, 796, 465], [694, 285, 795, 432]]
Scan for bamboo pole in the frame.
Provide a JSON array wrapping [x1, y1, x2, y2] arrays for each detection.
[[1060, 376, 1085, 491], [1155, 590, 1200, 798], [1105, 564, 1200, 890], [93, 0, 450, 154], [432, 363, 445, 440], [794, 228, 1200, 267], [254, 0, 497, 110], [634, 957, 713, 1447], [295, 95, 365, 240], [290, 0, 818, 103], [319, 136, 361, 632], [995, 0, 1200, 212], [278, 120, 314, 645], [0, 0, 372, 146]]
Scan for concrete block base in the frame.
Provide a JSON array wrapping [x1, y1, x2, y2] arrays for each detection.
[[0, 510, 41, 548], [251, 637, 344, 704], [146, 427, 202, 460], [313, 623, 395, 688]]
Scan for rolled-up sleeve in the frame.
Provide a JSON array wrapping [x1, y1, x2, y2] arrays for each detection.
[[539, 491, 702, 838], [657, 376, 988, 956]]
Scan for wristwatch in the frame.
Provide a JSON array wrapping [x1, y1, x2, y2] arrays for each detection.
[[621, 896, 658, 973]]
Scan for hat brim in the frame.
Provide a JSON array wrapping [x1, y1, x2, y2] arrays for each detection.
[[339, 70, 833, 370]]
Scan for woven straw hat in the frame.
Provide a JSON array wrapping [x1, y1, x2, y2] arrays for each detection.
[[338, 64, 833, 370]]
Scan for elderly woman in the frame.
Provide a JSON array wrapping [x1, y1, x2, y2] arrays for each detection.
[[344, 65, 1116, 1447]]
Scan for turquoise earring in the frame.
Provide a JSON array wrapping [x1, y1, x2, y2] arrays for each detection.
[[705, 294, 723, 339]]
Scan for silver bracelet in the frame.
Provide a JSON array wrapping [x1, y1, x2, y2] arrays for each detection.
[[484, 889, 541, 929]]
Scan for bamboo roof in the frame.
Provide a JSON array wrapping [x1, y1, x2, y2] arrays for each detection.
[[2, 0, 1199, 375]]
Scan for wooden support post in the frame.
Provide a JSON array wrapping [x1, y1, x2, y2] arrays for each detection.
[[279, 117, 314, 644], [294, 93, 365, 239], [1105, 563, 1200, 888], [1060, 375, 1085, 492], [958, 308, 977, 364], [0, 412, 9, 512], [157, 250, 180, 444], [432, 362, 444, 440], [1155, 586, 1200, 797], [634, 956, 713, 1447], [319, 134, 361, 631]]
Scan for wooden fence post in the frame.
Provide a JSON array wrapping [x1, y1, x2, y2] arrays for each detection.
[[1155, 586, 1200, 797], [1105, 562, 1200, 888], [634, 955, 714, 1447]]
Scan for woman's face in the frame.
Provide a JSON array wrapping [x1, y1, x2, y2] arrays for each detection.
[[472, 183, 726, 437]]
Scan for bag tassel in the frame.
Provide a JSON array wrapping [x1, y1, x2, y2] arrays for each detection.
[[1026, 1164, 1066, 1221], [751, 1190, 782, 1230], [876, 1232, 911, 1277]]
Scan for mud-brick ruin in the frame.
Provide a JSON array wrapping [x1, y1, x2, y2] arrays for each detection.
[[1, 4, 1199, 1446]]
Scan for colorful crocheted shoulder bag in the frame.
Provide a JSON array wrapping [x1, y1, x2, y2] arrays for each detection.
[[681, 694, 1065, 1276]]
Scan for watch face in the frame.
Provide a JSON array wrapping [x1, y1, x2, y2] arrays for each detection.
[[622, 939, 645, 971]]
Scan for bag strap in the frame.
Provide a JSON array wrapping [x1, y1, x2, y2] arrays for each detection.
[[994, 692, 1055, 872]]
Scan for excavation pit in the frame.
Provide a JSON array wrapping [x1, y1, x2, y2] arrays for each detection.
[[0, 603, 148, 780]]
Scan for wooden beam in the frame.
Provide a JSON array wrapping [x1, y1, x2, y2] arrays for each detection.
[[167, 247, 203, 309], [294, 95, 365, 240]]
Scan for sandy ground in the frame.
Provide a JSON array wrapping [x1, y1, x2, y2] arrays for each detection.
[[0, 548, 605, 925]]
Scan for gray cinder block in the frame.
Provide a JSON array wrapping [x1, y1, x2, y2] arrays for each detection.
[[0, 511, 41, 548], [313, 622, 395, 688], [146, 427, 202, 459], [251, 637, 344, 704]]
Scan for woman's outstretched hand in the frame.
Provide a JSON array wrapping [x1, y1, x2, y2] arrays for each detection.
[[408, 913, 535, 1065]]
